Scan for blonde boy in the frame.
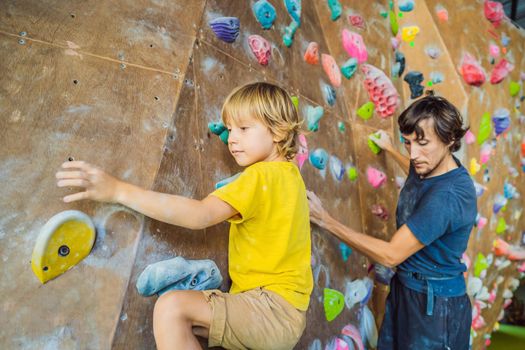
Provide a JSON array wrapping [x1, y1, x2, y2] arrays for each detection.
[[56, 82, 313, 349]]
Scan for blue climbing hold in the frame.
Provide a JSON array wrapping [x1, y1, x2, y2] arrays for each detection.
[[136, 256, 223, 296], [322, 83, 337, 106], [253, 0, 276, 29], [306, 105, 325, 132], [404, 71, 424, 99], [215, 172, 241, 189], [341, 58, 358, 79], [209, 17, 240, 43], [399, 0, 415, 12], [309, 148, 329, 170], [339, 242, 352, 262], [393, 51, 405, 78], [208, 121, 229, 144], [283, 20, 299, 47], [284, 0, 302, 25], [327, 0, 342, 21]]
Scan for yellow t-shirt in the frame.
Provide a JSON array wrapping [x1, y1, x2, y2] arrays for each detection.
[[211, 161, 313, 311]]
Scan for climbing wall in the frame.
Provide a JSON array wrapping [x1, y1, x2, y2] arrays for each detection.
[[0, 1, 523, 349]]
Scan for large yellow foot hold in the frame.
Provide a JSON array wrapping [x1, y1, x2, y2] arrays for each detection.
[[31, 210, 96, 283]]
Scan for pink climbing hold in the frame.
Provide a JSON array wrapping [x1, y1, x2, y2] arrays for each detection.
[[348, 14, 365, 29], [484, 0, 505, 27], [366, 167, 386, 188], [341, 324, 365, 350], [460, 53, 486, 87], [490, 59, 514, 84], [371, 204, 389, 221], [435, 5, 448, 22], [304, 42, 319, 65], [472, 300, 486, 330], [296, 134, 309, 169], [464, 130, 476, 144], [361, 64, 400, 118], [342, 29, 368, 64], [489, 44, 500, 59], [322, 54, 342, 88], [248, 34, 271, 66]]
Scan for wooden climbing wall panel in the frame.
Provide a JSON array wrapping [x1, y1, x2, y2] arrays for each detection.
[[1, 0, 524, 349]]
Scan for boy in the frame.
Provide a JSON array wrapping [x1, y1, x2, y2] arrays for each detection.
[[56, 82, 313, 349]]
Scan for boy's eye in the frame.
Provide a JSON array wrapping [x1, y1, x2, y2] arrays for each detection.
[[240, 127, 249, 131]]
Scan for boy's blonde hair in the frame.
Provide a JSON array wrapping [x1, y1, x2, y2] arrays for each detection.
[[221, 82, 302, 161]]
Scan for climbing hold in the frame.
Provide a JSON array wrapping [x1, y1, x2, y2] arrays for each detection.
[[371, 204, 389, 220], [291, 96, 299, 110], [509, 81, 520, 97], [391, 51, 405, 78], [496, 217, 507, 235], [493, 194, 508, 213], [479, 143, 492, 164], [322, 54, 342, 88], [484, 0, 505, 27], [366, 167, 386, 188], [425, 46, 441, 59], [492, 108, 510, 135], [347, 166, 358, 181], [493, 238, 525, 260], [489, 44, 500, 59], [477, 112, 492, 145], [395, 176, 405, 188], [399, 0, 414, 12], [209, 17, 240, 43], [357, 102, 375, 120], [483, 168, 490, 183], [341, 324, 365, 350], [31, 210, 96, 284], [470, 158, 481, 175], [304, 42, 319, 65], [503, 181, 519, 199], [208, 121, 229, 144], [325, 337, 349, 350], [296, 134, 309, 169], [329, 155, 345, 181], [324, 288, 345, 321], [136, 256, 223, 296], [327, 0, 342, 21], [501, 33, 510, 46], [322, 82, 337, 106], [309, 148, 329, 170], [476, 214, 488, 229], [473, 252, 489, 277], [368, 133, 382, 154], [339, 243, 352, 262], [341, 58, 358, 79], [472, 301, 486, 330], [306, 105, 325, 131], [252, 0, 277, 29], [490, 59, 514, 84], [248, 35, 271, 66], [429, 71, 444, 85], [284, 0, 302, 25], [474, 181, 486, 197], [460, 53, 486, 86], [435, 5, 448, 22], [361, 64, 400, 118], [215, 172, 241, 189], [342, 29, 368, 64], [283, 20, 299, 47], [361, 305, 378, 349], [404, 71, 424, 99], [338, 121, 346, 132], [349, 14, 365, 29], [389, 10, 399, 36], [344, 278, 372, 309], [401, 26, 419, 42]]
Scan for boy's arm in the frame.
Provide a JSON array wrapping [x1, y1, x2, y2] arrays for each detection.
[[56, 161, 238, 230]]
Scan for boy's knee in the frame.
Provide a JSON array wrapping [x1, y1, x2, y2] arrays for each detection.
[[154, 291, 187, 322]]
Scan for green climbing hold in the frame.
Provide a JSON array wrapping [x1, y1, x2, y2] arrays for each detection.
[[473, 252, 488, 277], [509, 81, 520, 97], [323, 288, 345, 322], [390, 10, 399, 36], [368, 134, 382, 154], [496, 217, 507, 234], [347, 166, 358, 181], [380, 11, 388, 18], [338, 121, 346, 132], [357, 102, 375, 120], [477, 112, 492, 145], [291, 96, 299, 110]]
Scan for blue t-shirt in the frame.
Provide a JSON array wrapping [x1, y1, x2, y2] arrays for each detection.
[[396, 156, 477, 295]]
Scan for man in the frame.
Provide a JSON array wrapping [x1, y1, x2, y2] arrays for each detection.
[[307, 94, 477, 349]]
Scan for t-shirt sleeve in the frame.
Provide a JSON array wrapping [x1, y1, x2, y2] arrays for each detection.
[[210, 166, 262, 224], [406, 190, 455, 246]]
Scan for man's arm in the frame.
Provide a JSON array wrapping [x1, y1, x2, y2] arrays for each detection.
[[369, 130, 410, 175], [307, 191, 424, 267], [56, 161, 238, 229]]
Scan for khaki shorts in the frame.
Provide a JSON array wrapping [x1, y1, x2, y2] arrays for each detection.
[[202, 287, 306, 350]]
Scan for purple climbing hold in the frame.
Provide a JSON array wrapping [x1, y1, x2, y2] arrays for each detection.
[[209, 17, 240, 43], [492, 108, 510, 135], [404, 71, 424, 99]]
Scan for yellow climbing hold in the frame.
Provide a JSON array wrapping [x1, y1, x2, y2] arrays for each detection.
[[401, 26, 420, 42], [31, 210, 96, 283], [470, 158, 481, 175]]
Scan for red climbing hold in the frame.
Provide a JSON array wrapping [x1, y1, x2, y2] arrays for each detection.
[[490, 58, 514, 84], [484, 0, 505, 27], [460, 53, 486, 87]]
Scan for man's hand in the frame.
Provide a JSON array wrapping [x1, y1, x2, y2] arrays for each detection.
[[56, 161, 122, 203], [369, 130, 394, 152], [306, 190, 331, 228]]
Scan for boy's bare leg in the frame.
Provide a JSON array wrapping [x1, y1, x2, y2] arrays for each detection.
[[153, 290, 212, 350]]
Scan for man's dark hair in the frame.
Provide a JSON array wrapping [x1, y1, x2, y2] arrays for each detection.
[[398, 93, 468, 152]]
